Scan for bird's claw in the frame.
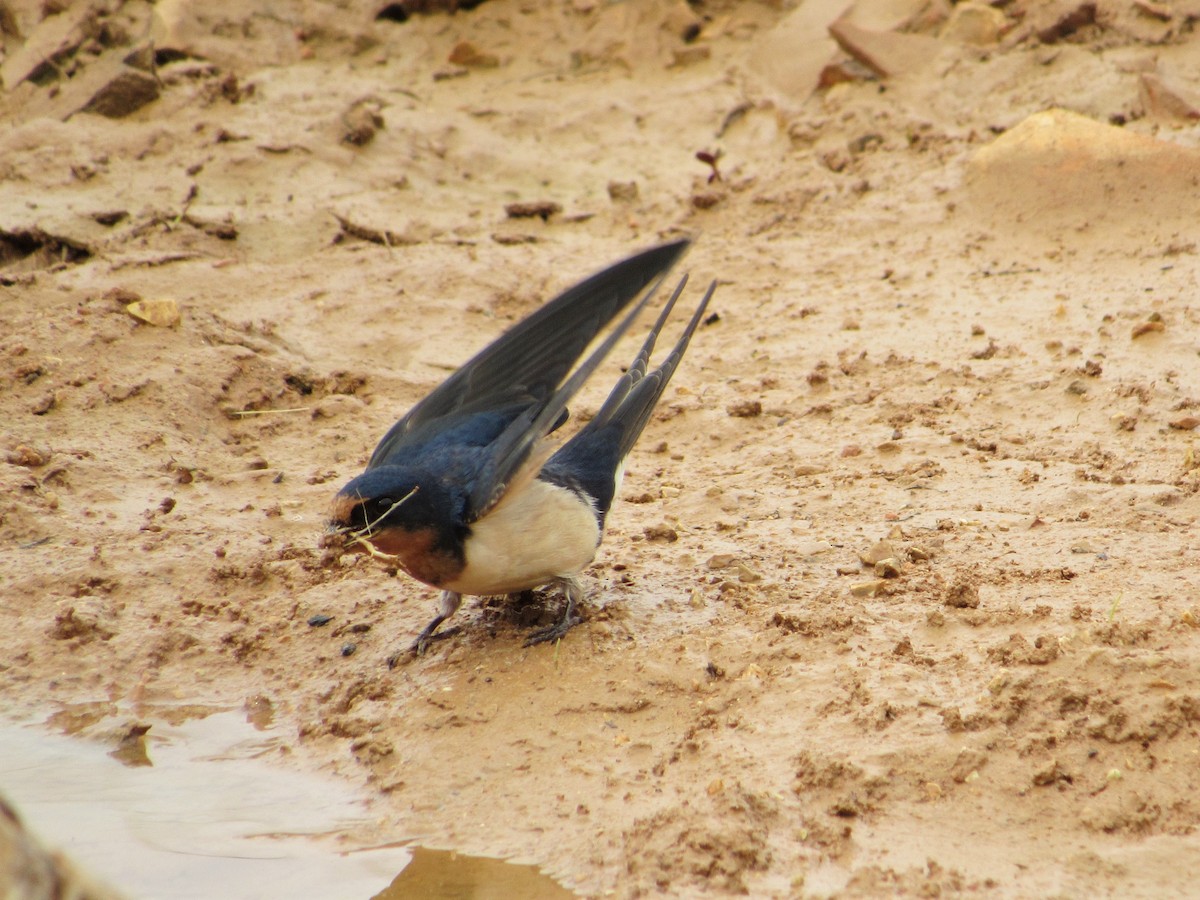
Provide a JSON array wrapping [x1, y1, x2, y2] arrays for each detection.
[[524, 612, 583, 648], [391, 625, 462, 666]]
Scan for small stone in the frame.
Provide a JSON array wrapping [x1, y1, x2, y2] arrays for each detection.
[[726, 399, 762, 418], [1131, 320, 1165, 338], [670, 45, 710, 67], [30, 392, 57, 415], [907, 544, 933, 562], [308, 614, 333, 627], [432, 66, 468, 81], [874, 557, 902, 578], [79, 65, 160, 118], [1169, 416, 1200, 431], [850, 579, 887, 597], [126, 297, 181, 327], [1032, 759, 1066, 786], [692, 192, 722, 210], [859, 540, 896, 566], [1065, 379, 1088, 395], [492, 233, 538, 245], [448, 40, 498, 68], [607, 180, 639, 202], [342, 100, 384, 146], [736, 564, 763, 584], [644, 523, 678, 542], [707, 553, 738, 569], [7, 445, 48, 467], [940, 2, 1007, 45], [505, 201, 561, 221], [341, 643, 357, 657]]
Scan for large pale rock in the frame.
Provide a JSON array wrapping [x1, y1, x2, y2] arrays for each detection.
[[967, 108, 1200, 235], [828, 19, 944, 78], [748, 0, 853, 105]]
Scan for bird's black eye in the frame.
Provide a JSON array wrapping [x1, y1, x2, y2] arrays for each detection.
[[373, 497, 394, 513]]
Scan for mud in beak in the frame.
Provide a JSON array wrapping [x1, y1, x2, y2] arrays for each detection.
[[321, 496, 362, 552]]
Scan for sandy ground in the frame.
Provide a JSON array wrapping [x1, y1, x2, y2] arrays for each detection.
[[3, 0, 1200, 896]]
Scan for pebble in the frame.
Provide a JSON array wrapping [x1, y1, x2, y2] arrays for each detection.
[[125, 298, 181, 327], [850, 579, 887, 597], [342, 101, 384, 146], [736, 564, 763, 584], [940, 2, 1007, 45], [643, 524, 678, 542], [1131, 320, 1165, 338], [7, 445, 48, 467], [607, 181, 639, 202], [308, 614, 333, 627], [726, 399, 762, 418], [448, 40, 499, 68], [505, 201, 561, 221], [859, 540, 896, 566], [874, 557, 903, 578], [907, 544, 933, 562]]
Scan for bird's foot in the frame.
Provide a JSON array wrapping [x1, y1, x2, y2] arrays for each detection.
[[523, 611, 583, 648], [389, 625, 462, 667]]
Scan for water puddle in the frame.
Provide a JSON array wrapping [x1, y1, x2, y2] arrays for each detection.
[[1, 708, 573, 899]]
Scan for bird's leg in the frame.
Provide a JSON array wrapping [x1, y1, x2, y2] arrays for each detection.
[[524, 577, 584, 647], [390, 590, 463, 665]]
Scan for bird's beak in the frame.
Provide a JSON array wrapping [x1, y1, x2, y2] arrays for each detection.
[[321, 495, 360, 552]]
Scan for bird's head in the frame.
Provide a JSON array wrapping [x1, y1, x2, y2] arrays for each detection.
[[328, 467, 440, 554]]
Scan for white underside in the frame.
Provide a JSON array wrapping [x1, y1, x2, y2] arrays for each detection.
[[446, 478, 602, 596]]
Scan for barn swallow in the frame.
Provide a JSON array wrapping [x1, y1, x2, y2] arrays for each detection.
[[329, 239, 714, 661]]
